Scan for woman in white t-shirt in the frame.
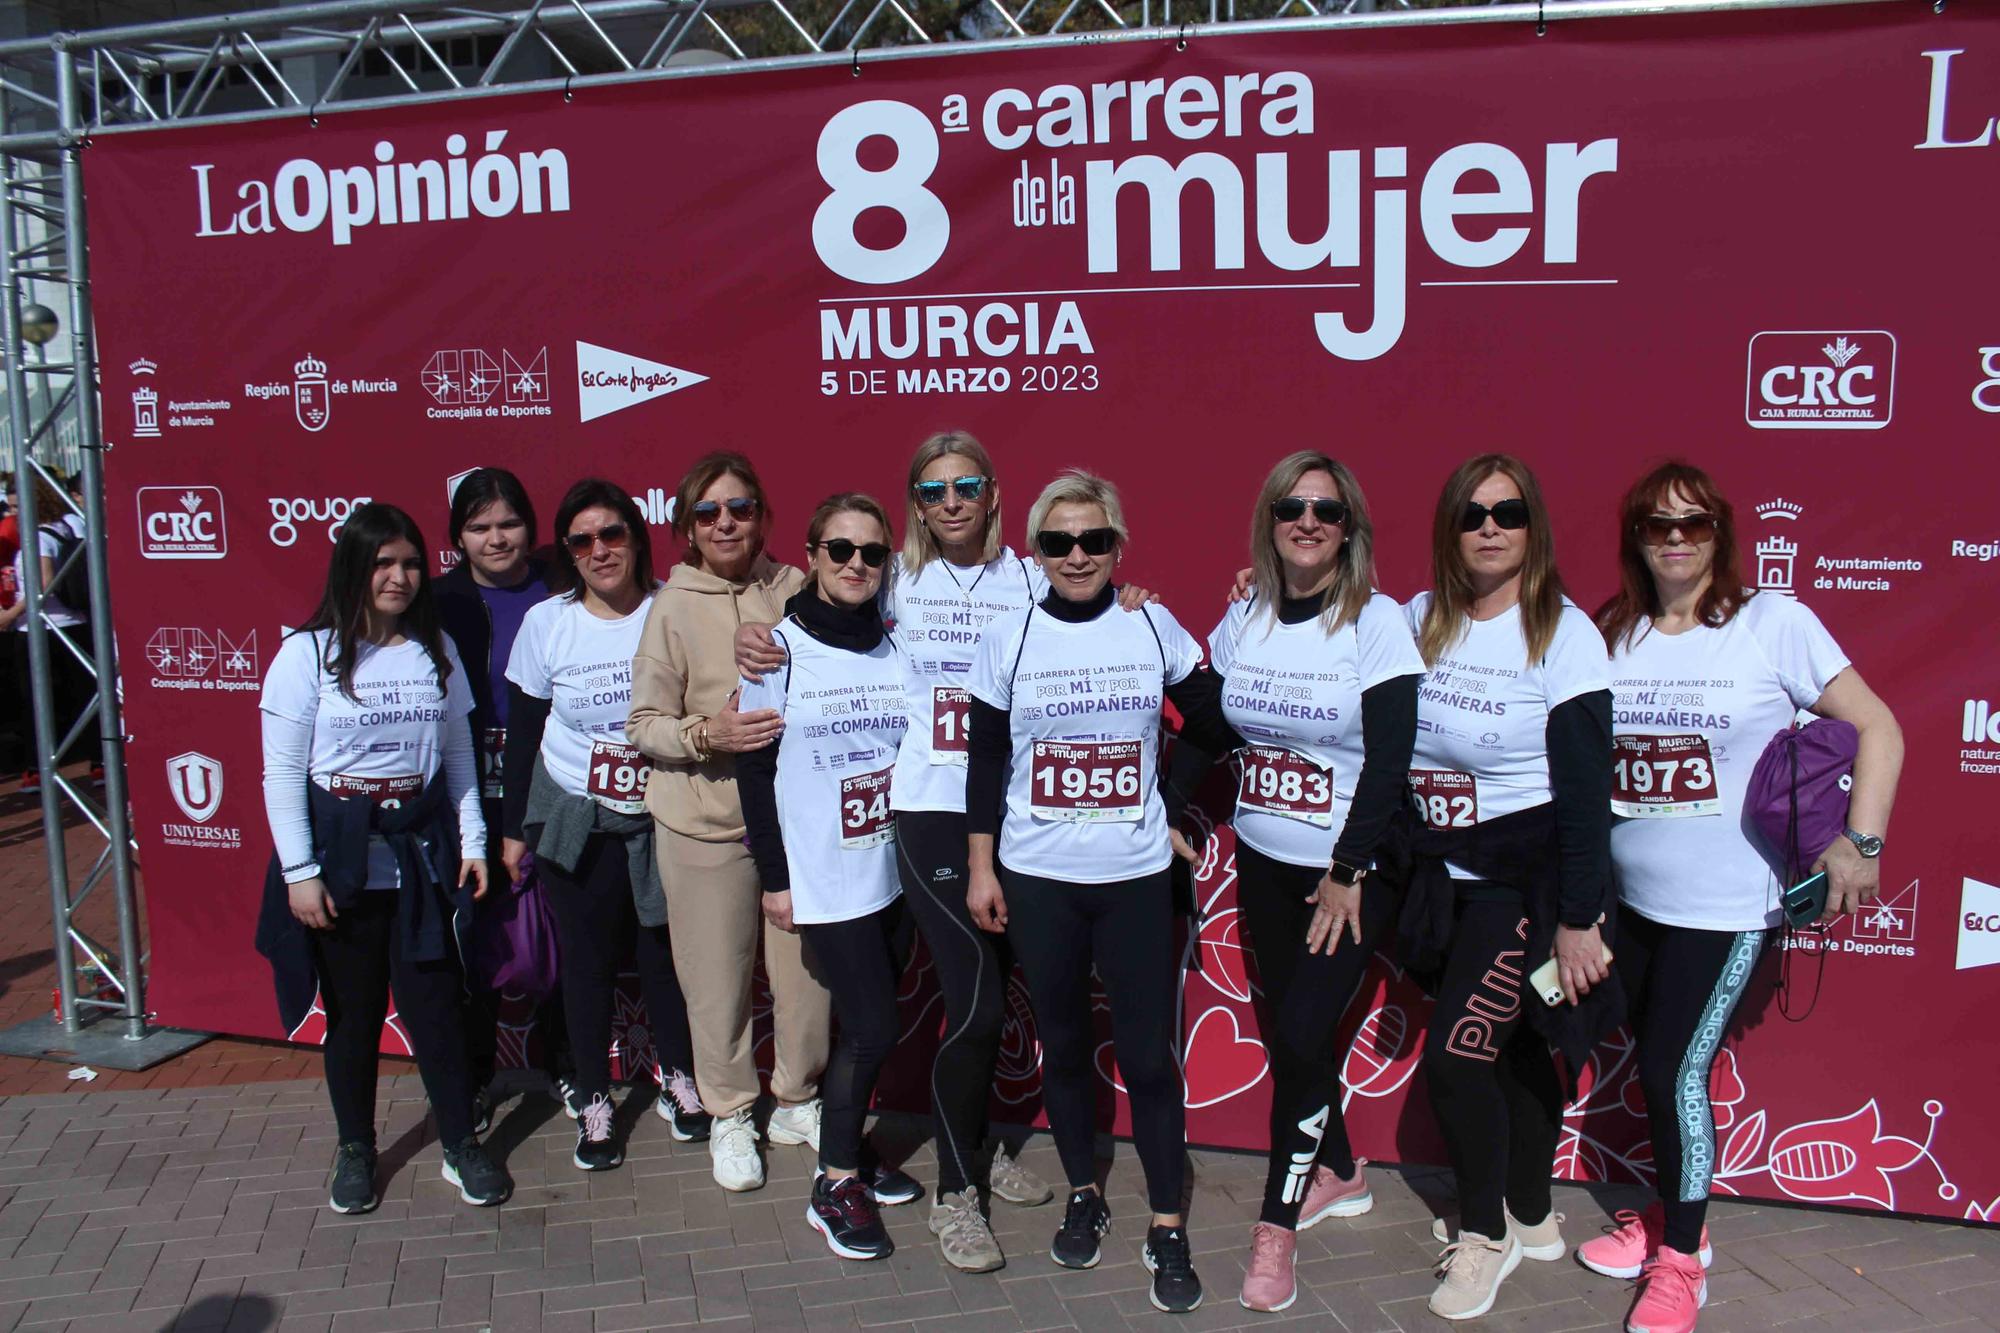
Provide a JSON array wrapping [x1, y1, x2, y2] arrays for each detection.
[[257, 502, 510, 1217], [736, 493, 922, 1261], [964, 470, 1236, 1315], [1580, 462, 1902, 1333], [503, 480, 705, 1172], [1390, 455, 1617, 1321], [0, 472, 97, 785]]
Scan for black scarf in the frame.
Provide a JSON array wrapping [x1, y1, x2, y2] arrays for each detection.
[[785, 586, 884, 652], [1038, 582, 1116, 623]]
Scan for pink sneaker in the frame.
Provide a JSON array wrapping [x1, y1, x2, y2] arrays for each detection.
[[1577, 1204, 1713, 1280], [1237, 1221, 1297, 1312], [1626, 1245, 1706, 1333], [1297, 1159, 1373, 1229]]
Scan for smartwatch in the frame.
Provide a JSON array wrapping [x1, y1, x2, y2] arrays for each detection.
[[1843, 828, 1884, 859], [1329, 859, 1363, 887]]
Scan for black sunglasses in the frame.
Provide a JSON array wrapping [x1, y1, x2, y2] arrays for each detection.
[[1272, 496, 1350, 527], [1036, 528, 1118, 559], [1638, 513, 1717, 546], [913, 476, 988, 507], [564, 522, 631, 555], [1459, 499, 1531, 533], [812, 539, 891, 568], [692, 497, 759, 525]]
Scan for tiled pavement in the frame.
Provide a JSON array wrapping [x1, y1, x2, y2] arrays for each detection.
[[0, 773, 1997, 1331]]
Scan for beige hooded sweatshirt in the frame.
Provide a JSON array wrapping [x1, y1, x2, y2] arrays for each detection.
[[627, 553, 804, 841]]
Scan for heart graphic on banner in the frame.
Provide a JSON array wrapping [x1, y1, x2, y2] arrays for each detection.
[[1182, 1005, 1270, 1108], [1196, 907, 1255, 1003]]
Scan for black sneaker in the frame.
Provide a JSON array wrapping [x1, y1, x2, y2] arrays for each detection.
[[328, 1141, 378, 1215], [1143, 1224, 1203, 1313], [1050, 1189, 1111, 1269], [807, 1173, 893, 1260], [858, 1146, 923, 1206], [572, 1092, 622, 1171], [653, 1066, 712, 1144], [471, 1085, 495, 1136], [441, 1137, 513, 1206]]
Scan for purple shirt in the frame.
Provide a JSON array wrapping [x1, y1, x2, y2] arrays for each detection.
[[477, 574, 547, 727]]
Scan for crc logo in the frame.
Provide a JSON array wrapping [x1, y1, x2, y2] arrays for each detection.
[[136, 486, 227, 561], [165, 751, 223, 823], [269, 495, 370, 547], [1746, 331, 1895, 430]]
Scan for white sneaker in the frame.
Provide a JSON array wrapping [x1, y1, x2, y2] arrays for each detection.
[[710, 1108, 763, 1192], [767, 1098, 822, 1150]]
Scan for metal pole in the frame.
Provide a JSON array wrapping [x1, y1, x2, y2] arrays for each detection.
[[0, 86, 79, 1035], [55, 46, 145, 1041]]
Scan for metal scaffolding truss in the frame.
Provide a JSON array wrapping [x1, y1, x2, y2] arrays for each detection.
[[0, 0, 1885, 1063]]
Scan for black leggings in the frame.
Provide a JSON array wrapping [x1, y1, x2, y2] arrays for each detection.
[[1617, 907, 1763, 1253], [897, 811, 1013, 1196], [1421, 893, 1564, 1239], [1003, 866, 1184, 1215], [1235, 843, 1394, 1228], [540, 832, 694, 1101], [798, 900, 909, 1174], [310, 890, 476, 1148]]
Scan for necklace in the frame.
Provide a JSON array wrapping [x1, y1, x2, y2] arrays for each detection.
[[939, 557, 988, 603]]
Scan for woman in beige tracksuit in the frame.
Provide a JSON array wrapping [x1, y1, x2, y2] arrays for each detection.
[[627, 451, 832, 1192]]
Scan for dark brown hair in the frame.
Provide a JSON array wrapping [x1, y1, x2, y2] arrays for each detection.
[[550, 479, 654, 599], [1595, 460, 1750, 652]]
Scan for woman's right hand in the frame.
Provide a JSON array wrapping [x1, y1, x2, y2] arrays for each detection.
[[288, 877, 338, 930], [706, 687, 785, 753], [1225, 567, 1254, 604], [1304, 872, 1364, 954], [502, 837, 528, 886], [734, 623, 786, 683], [967, 865, 1009, 934], [762, 889, 798, 934]]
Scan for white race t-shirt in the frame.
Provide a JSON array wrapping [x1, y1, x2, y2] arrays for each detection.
[[260, 630, 479, 887], [1609, 593, 1850, 930], [505, 593, 653, 812], [888, 549, 1043, 813], [738, 619, 909, 925], [1405, 593, 1611, 879], [968, 601, 1202, 884], [1211, 592, 1425, 869]]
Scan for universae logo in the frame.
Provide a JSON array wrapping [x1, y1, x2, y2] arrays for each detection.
[[1746, 331, 1895, 430]]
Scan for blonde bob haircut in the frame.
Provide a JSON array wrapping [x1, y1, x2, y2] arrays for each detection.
[[1248, 451, 1377, 634], [902, 430, 1003, 575], [1417, 453, 1568, 668], [1025, 469, 1129, 555]]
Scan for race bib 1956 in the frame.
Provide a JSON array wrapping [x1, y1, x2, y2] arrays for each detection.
[[586, 740, 649, 815], [1029, 739, 1143, 823], [839, 768, 895, 848], [931, 686, 971, 763], [1237, 745, 1334, 827], [327, 772, 424, 809], [1410, 768, 1478, 829], [1611, 733, 1719, 818]]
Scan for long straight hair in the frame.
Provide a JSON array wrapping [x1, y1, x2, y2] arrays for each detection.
[[901, 430, 1003, 575], [1247, 451, 1377, 634], [1419, 454, 1568, 667], [294, 502, 453, 701], [1595, 460, 1751, 652]]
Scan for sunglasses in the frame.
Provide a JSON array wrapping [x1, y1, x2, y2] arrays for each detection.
[[692, 497, 759, 525], [812, 539, 892, 568], [913, 475, 988, 507], [1639, 513, 1718, 546], [1036, 528, 1118, 559], [1459, 499, 1531, 533], [1272, 496, 1351, 526], [564, 522, 631, 556]]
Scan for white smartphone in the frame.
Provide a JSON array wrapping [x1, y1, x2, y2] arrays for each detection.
[[1529, 940, 1615, 1007]]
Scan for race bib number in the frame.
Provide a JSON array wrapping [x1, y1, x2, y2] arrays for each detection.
[[586, 740, 649, 814], [480, 727, 506, 801], [1611, 734, 1719, 818], [930, 686, 971, 763], [1237, 745, 1334, 827], [327, 772, 423, 809], [839, 768, 895, 849], [1029, 740, 1143, 823], [1410, 769, 1478, 829]]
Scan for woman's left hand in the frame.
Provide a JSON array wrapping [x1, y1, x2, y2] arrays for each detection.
[[1814, 833, 1880, 921], [1304, 873, 1364, 955], [1169, 828, 1200, 865], [1117, 585, 1158, 611], [461, 858, 490, 901], [1554, 923, 1609, 1005]]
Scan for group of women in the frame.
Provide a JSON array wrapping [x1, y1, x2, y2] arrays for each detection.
[[258, 436, 1902, 1333]]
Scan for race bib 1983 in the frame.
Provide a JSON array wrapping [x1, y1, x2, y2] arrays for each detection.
[[1237, 745, 1334, 827]]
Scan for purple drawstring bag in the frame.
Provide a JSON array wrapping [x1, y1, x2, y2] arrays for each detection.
[[1744, 718, 1858, 880], [472, 851, 560, 998]]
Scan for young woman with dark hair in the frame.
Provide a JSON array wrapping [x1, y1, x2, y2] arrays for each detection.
[[257, 502, 512, 1216], [1585, 461, 1901, 1333], [502, 479, 706, 1171]]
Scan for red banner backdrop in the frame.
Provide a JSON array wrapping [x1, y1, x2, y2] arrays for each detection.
[[81, 2, 1997, 1221]]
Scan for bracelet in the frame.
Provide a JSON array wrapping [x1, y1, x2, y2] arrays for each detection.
[[281, 859, 317, 875], [695, 721, 712, 760]]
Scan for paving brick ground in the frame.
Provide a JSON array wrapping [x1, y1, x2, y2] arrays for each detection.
[[0, 769, 1995, 1331]]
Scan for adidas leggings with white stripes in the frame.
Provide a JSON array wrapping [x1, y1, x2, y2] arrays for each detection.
[[1617, 907, 1764, 1254]]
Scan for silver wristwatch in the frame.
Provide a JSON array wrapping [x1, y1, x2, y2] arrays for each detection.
[[1843, 827, 1884, 859]]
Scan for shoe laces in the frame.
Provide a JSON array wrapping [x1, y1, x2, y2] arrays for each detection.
[[1059, 1190, 1102, 1237], [335, 1141, 373, 1167], [716, 1111, 757, 1155], [661, 1069, 703, 1116], [1150, 1227, 1196, 1280], [827, 1174, 877, 1225], [1437, 1234, 1503, 1285], [1248, 1223, 1292, 1272], [581, 1094, 614, 1142], [1638, 1248, 1704, 1301], [1603, 1207, 1649, 1243], [940, 1189, 988, 1232]]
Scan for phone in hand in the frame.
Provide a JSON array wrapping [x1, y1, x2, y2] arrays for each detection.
[[1781, 870, 1830, 928], [1529, 939, 1615, 1007]]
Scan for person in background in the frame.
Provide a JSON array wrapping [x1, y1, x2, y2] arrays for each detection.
[[0, 472, 95, 790], [256, 502, 511, 1215], [0, 477, 21, 781], [1587, 461, 1902, 1333]]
